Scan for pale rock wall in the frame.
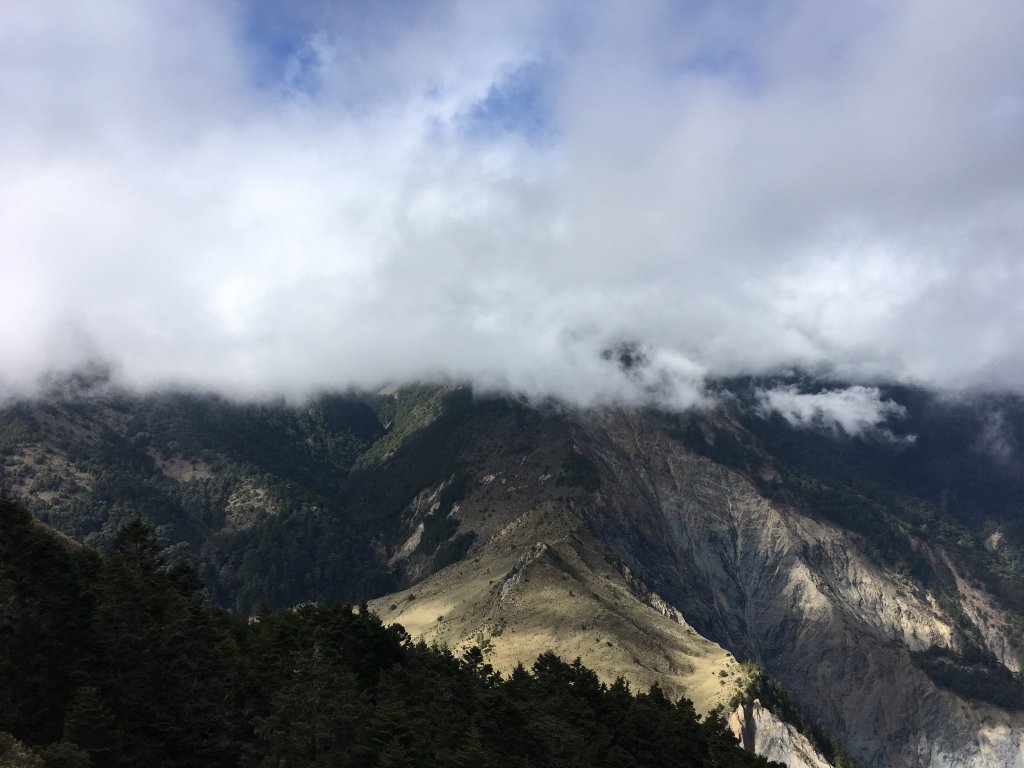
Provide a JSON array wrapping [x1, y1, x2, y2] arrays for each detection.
[[574, 409, 1024, 768], [729, 699, 834, 768]]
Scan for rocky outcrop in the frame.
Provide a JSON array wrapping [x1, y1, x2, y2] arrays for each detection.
[[498, 541, 548, 602], [728, 700, 834, 768]]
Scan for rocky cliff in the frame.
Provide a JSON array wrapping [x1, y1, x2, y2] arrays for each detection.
[[574, 408, 1024, 768], [729, 700, 834, 768]]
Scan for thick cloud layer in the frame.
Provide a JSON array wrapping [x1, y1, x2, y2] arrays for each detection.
[[3, 1, 1023, 404]]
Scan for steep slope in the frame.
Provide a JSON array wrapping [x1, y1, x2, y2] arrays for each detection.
[[0, 381, 407, 612], [4, 497, 785, 768], [4, 379, 1024, 767], [573, 408, 1024, 768], [362, 397, 846, 767], [729, 700, 834, 768], [369, 394, 1024, 768], [371, 500, 742, 715]]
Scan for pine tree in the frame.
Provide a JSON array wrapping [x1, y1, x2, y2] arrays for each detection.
[[61, 687, 120, 764]]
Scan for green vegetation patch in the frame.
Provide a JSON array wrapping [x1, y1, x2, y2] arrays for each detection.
[[911, 645, 1024, 710], [0, 496, 781, 768]]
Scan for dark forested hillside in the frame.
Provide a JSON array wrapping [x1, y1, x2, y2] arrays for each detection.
[[0, 381, 594, 615], [0, 495, 778, 768], [0, 382, 464, 613]]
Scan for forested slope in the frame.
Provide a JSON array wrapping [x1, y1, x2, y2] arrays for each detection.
[[0, 495, 779, 767]]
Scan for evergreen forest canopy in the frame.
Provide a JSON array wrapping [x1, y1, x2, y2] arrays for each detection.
[[0, 384, 467, 613], [0, 495, 780, 767]]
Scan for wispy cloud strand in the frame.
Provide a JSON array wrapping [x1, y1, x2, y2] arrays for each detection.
[[755, 385, 913, 442]]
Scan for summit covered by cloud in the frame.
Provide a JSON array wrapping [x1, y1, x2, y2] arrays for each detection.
[[3, 1, 1023, 405]]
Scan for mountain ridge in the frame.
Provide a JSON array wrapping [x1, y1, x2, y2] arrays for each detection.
[[2, 378, 1023, 767]]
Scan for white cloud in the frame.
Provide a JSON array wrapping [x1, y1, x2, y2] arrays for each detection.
[[2, 1, 1024, 404], [755, 385, 913, 442]]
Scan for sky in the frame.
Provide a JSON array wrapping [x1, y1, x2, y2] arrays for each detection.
[[2, 1, 1024, 418]]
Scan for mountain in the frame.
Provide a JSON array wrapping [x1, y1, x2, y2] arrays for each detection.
[[1, 377, 1023, 767], [1, 495, 778, 768]]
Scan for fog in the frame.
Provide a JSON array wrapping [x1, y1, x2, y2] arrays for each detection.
[[3, 1, 1023, 409]]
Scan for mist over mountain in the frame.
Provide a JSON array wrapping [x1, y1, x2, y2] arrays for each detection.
[[3, 1, 1024, 403], [5, 4, 1024, 766]]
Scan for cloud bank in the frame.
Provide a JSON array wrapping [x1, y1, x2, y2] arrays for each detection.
[[2, 1, 1024, 405]]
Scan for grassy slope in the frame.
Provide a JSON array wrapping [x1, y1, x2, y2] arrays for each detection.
[[371, 500, 741, 714]]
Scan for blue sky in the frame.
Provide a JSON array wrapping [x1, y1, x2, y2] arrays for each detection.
[[2, 1, 1023, 408]]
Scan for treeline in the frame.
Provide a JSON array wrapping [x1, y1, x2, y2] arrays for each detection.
[[0, 496, 779, 768]]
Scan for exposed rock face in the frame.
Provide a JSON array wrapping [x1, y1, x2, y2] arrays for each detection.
[[940, 550, 1024, 674], [729, 700, 834, 768], [574, 409, 1024, 768]]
